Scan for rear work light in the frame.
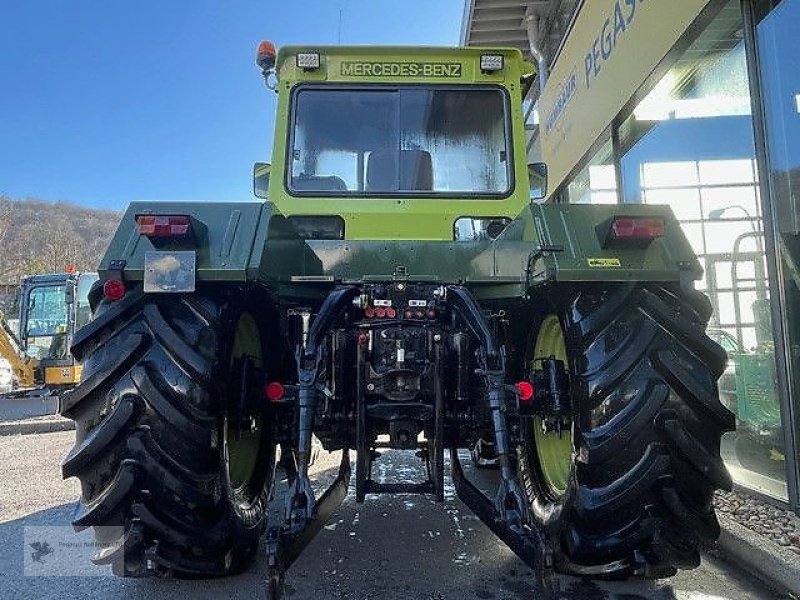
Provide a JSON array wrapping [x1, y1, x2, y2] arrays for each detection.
[[296, 52, 321, 70], [136, 214, 191, 238], [599, 216, 665, 248], [480, 54, 504, 73]]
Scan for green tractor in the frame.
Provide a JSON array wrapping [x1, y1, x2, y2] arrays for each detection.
[[60, 42, 733, 597]]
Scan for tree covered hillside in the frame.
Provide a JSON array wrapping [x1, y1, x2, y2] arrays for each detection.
[[0, 195, 121, 283]]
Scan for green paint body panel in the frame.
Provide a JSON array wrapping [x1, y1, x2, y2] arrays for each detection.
[[100, 201, 269, 282], [98, 46, 702, 297], [100, 201, 700, 299]]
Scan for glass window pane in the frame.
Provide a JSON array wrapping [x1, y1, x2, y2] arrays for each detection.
[[704, 220, 758, 254], [590, 191, 619, 205], [698, 159, 757, 185], [643, 187, 702, 220], [702, 186, 761, 220], [76, 273, 99, 330], [715, 260, 734, 289], [735, 258, 758, 282], [589, 164, 616, 190], [289, 88, 511, 196], [641, 161, 698, 188], [567, 138, 618, 204], [24, 285, 69, 362], [679, 223, 705, 256]]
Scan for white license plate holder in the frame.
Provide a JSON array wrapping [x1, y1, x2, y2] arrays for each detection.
[[143, 251, 196, 293]]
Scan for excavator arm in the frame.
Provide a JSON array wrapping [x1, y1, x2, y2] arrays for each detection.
[[0, 312, 37, 388]]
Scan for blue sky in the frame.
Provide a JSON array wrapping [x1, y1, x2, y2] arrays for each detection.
[[0, 1, 465, 210]]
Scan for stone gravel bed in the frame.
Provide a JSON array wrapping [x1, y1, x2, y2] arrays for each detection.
[[715, 489, 800, 555]]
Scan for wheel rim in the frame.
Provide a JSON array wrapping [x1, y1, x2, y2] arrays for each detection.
[[531, 315, 573, 498], [225, 313, 263, 492]]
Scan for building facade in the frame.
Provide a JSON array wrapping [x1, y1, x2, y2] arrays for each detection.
[[464, 0, 800, 511]]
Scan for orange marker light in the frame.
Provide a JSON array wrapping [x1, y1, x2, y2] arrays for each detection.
[[256, 40, 277, 71]]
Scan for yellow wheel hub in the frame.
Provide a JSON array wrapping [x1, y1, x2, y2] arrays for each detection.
[[531, 315, 573, 498], [225, 313, 263, 491]]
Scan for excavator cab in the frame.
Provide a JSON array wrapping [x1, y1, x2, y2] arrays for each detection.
[[17, 271, 98, 388]]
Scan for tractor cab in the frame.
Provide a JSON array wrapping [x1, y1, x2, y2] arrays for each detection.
[[255, 45, 545, 240]]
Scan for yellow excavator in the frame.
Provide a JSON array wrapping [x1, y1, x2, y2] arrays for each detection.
[[0, 271, 98, 396]]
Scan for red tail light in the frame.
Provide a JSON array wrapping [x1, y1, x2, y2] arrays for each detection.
[[611, 217, 665, 240], [265, 382, 286, 402], [516, 381, 534, 403], [136, 214, 191, 238], [364, 307, 375, 319], [385, 307, 397, 319], [374, 307, 387, 319]]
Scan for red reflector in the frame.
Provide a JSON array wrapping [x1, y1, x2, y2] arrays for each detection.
[[364, 307, 375, 319], [516, 381, 534, 403], [136, 214, 191, 237], [374, 307, 387, 319], [385, 307, 397, 319], [358, 332, 369, 345], [102, 279, 126, 301], [265, 382, 285, 402], [611, 217, 665, 240]]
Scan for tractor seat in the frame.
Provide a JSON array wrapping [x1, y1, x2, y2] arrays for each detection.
[[292, 174, 348, 192]]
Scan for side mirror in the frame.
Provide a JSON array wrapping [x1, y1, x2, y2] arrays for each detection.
[[528, 162, 548, 200], [253, 162, 271, 199]]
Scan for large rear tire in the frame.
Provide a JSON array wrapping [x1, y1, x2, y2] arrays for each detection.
[[519, 283, 734, 578], [60, 287, 275, 577]]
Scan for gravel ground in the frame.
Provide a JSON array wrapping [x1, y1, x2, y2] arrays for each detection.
[[0, 430, 79, 520], [715, 490, 800, 556]]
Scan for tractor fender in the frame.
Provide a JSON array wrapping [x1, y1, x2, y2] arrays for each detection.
[[521, 203, 703, 285], [97, 201, 277, 283]]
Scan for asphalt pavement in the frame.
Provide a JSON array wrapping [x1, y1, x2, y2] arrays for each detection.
[[0, 431, 787, 600]]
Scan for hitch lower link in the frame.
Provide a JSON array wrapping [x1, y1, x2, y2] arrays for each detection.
[[266, 286, 360, 600], [445, 286, 555, 590]]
